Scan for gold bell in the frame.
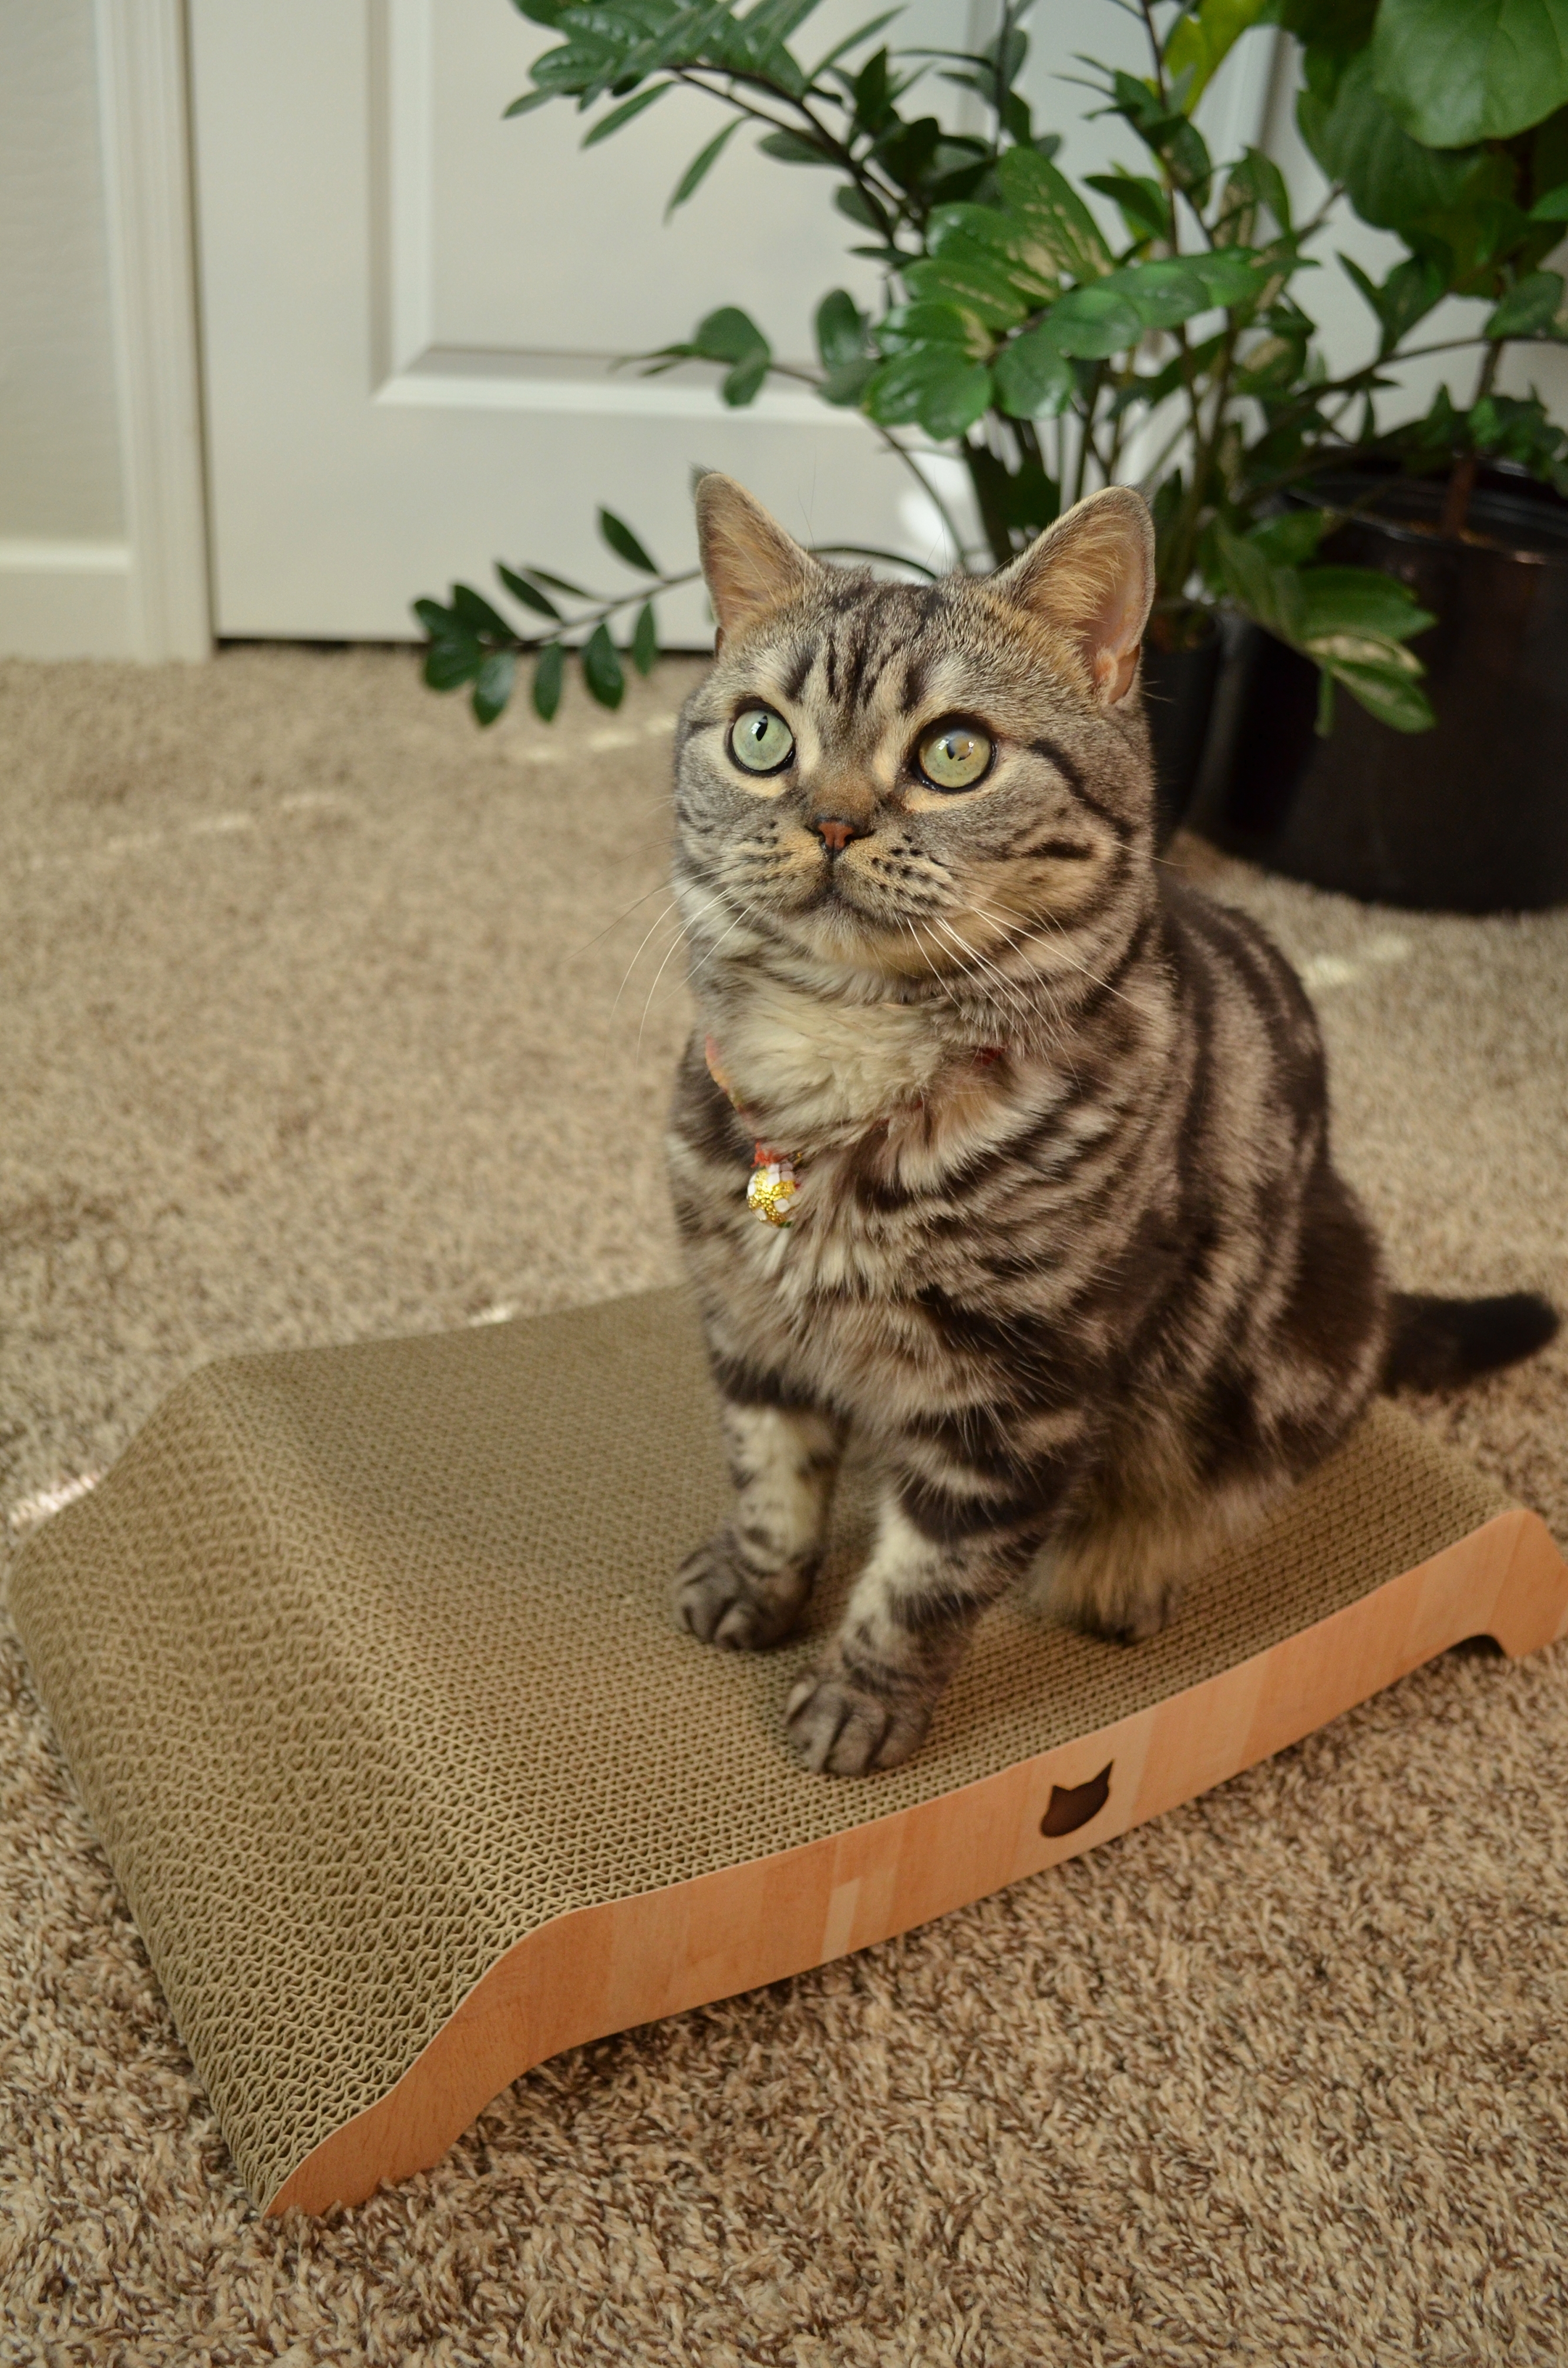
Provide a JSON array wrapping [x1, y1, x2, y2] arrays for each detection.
[[746, 1159, 798, 1227]]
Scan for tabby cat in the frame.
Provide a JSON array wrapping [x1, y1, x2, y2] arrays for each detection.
[[666, 471, 1554, 1777]]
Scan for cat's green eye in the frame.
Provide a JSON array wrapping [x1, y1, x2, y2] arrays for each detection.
[[916, 718, 993, 793], [729, 705, 795, 776]]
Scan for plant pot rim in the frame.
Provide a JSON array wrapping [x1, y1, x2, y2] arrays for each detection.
[[1287, 463, 1568, 571]]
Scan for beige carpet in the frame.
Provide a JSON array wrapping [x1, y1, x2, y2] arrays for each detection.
[[1, 644, 1565, 2364]]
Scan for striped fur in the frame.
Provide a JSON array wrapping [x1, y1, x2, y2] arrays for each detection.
[[667, 477, 1390, 1775]]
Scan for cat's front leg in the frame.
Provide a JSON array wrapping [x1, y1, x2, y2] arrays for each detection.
[[786, 1482, 1045, 1776], [675, 1399, 843, 1650]]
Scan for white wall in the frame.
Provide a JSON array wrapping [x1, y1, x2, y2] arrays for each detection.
[[0, 0, 208, 658], [0, 0, 134, 653], [0, 0, 124, 540]]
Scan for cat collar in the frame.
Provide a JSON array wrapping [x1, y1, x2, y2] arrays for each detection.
[[704, 1035, 1008, 1232]]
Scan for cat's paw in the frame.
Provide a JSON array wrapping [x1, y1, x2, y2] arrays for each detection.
[[784, 1666, 931, 1776], [1075, 1580, 1177, 1646], [673, 1532, 812, 1651]]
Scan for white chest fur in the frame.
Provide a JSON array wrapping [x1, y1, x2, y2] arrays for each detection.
[[714, 977, 950, 1139]]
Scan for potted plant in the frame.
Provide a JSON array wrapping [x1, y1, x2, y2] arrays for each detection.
[[1191, 0, 1568, 910], [413, 0, 1517, 850]]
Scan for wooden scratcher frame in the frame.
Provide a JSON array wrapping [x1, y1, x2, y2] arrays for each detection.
[[11, 1291, 1566, 2215], [274, 1506, 1564, 2213]]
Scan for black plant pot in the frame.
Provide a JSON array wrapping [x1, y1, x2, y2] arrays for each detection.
[[1142, 621, 1223, 849], [1192, 467, 1568, 913]]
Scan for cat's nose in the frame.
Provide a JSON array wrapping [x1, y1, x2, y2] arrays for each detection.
[[813, 815, 865, 856]]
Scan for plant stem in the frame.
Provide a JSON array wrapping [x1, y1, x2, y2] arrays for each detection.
[[964, 437, 1017, 567], [1139, 0, 1169, 107], [1439, 337, 1504, 539], [870, 423, 974, 562]]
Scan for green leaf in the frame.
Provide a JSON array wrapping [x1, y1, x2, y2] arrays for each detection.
[[1298, 49, 1508, 232], [472, 650, 517, 726], [851, 44, 895, 133], [993, 327, 1076, 418], [903, 250, 1031, 331], [757, 129, 832, 163], [1530, 179, 1568, 215], [1297, 565, 1436, 643], [581, 80, 670, 145], [503, 88, 555, 119], [877, 301, 984, 355], [1084, 172, 1169, 245], [668, 303, 774, 405], [1105, 68, 1213, 194], [1371, 0, 1568, 149], [412, 597, 455, 636], [815, 288, 869, 370], [450, 583, 516, 641], [532, 640, 564, 721], [1039, 282, 1146, 359], [1327, 658, 1435, 731], [997, 147, 1114, 279], [1185, 249, 1274, 307], [1165, 0, 1276, 111], [925, 203, 1061, 305], [1247, 511, 1330, 566], [835, 183, 884, 230], [582, 620, 625, 709], [1212, 518, 1307, 642], [667, 118, 740, 217], [521, 564, 594, 600], [873, 114, 942, 197], [497, 564, 563, 621], [1340, 251, 1446, 352], [691, 304, 769, 362], [819, 358, 877, 406], [862, 349, 994, 439], [423, 634, 483, 692], [631, 600, 658, 675], [1485, 268, 1566, 334], [1212, 149, 1293, 244], [724, 353, 771, 405], [1113, 257, 1232, 328], [598, 507, 659, 572]]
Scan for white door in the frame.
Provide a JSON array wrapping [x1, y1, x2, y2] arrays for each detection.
[[188, 0, 1277, 645]]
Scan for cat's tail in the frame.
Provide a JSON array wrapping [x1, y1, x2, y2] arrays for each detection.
[[1382, 1290, 1559, 1392]]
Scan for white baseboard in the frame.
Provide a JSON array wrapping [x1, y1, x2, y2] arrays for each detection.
[[0, 540, 136, 659]]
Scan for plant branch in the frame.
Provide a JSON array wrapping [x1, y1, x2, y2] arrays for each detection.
[[672, 68, 907, 233], [870, 422, 975, 562], [1139, 0, 1169, 108]]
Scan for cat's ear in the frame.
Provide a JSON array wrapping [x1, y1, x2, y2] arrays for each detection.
[[694, 472, 822, 649], [992, 486, 1156, 707]]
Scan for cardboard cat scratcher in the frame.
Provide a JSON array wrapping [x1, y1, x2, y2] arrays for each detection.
[[11, 1287, 1567, 2214]]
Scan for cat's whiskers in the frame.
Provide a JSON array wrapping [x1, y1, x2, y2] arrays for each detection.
[[966, 891, 1135, 1011], [687, 890, 769, 984], [929, 919, 1037, 1032], [611, 896, 685, 1019], [569, 877, 676, 961], [637, 916, 699, 1057]]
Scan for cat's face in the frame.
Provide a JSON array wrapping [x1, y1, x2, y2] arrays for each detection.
[[674, 476, 1158, 987]]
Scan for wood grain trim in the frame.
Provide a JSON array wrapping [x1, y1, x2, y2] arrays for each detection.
[[268, 1508, 1567, 2214]]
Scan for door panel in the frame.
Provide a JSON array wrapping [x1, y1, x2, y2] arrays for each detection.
[[192, 0, 961, 642], [190, 1, 1277, 643]]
